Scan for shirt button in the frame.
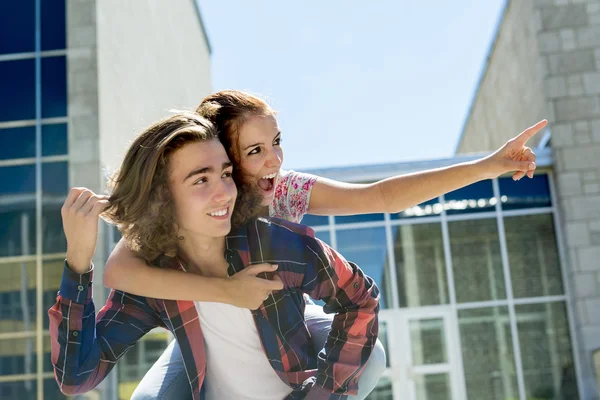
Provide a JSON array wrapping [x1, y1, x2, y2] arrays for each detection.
[[77, 285, 84, 291], [73, 331, 78, 337], [353, 282, 359, 289]]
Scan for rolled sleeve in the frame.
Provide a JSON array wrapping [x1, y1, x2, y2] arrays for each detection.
[[59, 261, 94, 305]]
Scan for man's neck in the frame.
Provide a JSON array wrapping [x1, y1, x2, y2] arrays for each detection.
[[177, 231, 229, 278]]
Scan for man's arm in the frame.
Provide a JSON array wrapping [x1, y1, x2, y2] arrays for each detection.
[[301, 237, 380, 398], [48, 262, 163, 396]]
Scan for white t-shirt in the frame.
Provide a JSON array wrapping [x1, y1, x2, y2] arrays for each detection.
[[194, 301, 292, 400]]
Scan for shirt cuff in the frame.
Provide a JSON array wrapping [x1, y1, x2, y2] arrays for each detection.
[[59, 260, 94, 304]]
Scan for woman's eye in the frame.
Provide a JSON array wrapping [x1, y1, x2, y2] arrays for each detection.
[[274, 137, 282, 146], [248, 147, 261, 155], [222, 171, 233, 178]]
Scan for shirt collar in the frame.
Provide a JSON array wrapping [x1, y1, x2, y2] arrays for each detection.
[[225, 223, 249, 252]]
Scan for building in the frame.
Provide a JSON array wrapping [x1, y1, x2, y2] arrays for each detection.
[[0, 1, 212, 399], [301, 1, 599, 399], [456, 1, 600, 399], [308, 1, 598, 399], [3, 1, 600, 400]]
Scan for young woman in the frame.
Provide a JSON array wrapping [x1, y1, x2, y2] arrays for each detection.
[[101, 91, 545, 399], [50, 112, 380, 400]]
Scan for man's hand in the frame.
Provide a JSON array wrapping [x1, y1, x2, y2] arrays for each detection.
[[62, 187, 110, 274], [224, 263, 284, 309]]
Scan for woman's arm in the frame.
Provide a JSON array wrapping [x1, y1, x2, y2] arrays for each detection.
[[308, 120, 545, 215], [104, 239, 282, 309]]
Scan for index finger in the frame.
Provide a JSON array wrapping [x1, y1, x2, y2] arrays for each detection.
[[514, 119, 547, 146], [264, 274, 284, 291], [63, 187, 86, 209], [242, 263, 278, 276]]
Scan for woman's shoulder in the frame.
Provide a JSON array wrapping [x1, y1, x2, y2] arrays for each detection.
[[271, 169, 318, 223], [275, 169, 317, 192]]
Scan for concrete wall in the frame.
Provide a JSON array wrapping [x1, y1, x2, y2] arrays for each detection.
[[66, 1, 107, 398], [532, 1, 600, 398], [96, 0, 213, 172], [456, 1, 548, 154]]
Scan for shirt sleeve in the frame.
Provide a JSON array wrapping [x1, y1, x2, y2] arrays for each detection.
[[270, 169, 318, 223], [301, 238, 380, 398], [48, 261, 164, 396]]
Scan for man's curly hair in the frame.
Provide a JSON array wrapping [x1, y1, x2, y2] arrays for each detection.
[[102, 111, 261, 264]]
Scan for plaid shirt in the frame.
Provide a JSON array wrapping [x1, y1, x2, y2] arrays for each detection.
[[49, 217, 380, 399]]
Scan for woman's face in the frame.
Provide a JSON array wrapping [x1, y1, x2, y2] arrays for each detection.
[[236, 114, 283, 207]]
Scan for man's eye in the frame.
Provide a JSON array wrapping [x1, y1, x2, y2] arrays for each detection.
[[223, 171, 233, 178], [193, 177, 207, 185]]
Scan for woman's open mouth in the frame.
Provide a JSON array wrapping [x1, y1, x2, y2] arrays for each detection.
[[257, 172, 277, 193]]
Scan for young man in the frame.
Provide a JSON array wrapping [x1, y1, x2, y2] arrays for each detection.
[[49, 112, 380, 399]]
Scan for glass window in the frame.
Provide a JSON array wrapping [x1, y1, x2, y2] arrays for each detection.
[[366, 376, 393, 399], [516, 302, 578, 399], [42, 56, 67, 118], [0, 126, 36, 160], [314, 230, 331, 247], [0, 206, 36, 257], [41, 0, 66, 51], [335, 227, 392, 308], [44, 377, 67, 400], [379, 321, 390, 368], [43, 205, 67, 254], [0, 165, 36, 196], [0, 262, 37, 332], [119, 334, 170, 397], [301, 214, 329, 227], [42, 124, 68, 156], [390, 197, 442, 220], [594, 349, 600, 397], [458, 307, 518, 400], [505, 214, 564, 298], [409, 318, 447, 365], [0, 124, 68, 160], [43, 161, 68, 195], [0, 1, 35, 55], [0, 59, 35, 122], [444, 180, 495, 215], [0, 379, 35, 400], [42, 260, 64, 310], [42, 162, 68, 254], [499, 174, 551, 210], [414, 373, 451, 400], [393, 223, 448, 307], [0, 377, 67, 400], [334, 213, 385, 224], [449, 219, 506, 303]]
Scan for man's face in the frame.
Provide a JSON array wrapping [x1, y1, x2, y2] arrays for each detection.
[[168, 139, 237, 239]]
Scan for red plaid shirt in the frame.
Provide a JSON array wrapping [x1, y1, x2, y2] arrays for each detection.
[[49, 217, 380, 399]]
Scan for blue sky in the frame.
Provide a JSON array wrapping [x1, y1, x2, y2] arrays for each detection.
[[197, 1, 507, 170]]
